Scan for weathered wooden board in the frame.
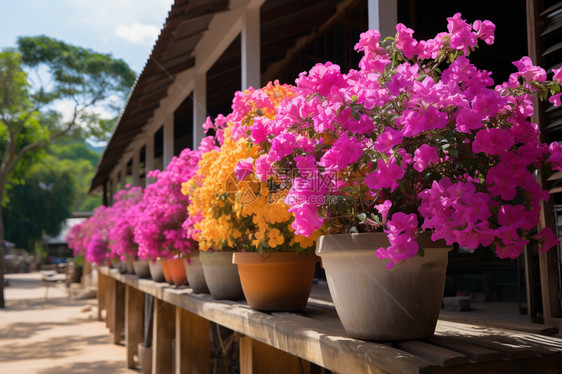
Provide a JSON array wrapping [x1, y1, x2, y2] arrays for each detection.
[[125, 285, 144, 369], [99, 267, 562, 374]]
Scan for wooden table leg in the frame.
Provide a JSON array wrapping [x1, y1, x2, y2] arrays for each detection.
[[239, 336, 312, 374], [106, 277, 115, 331], [126, 285, 144, 368], [114, 280, 125, 345], [97, 272, 107, 321], [153, 298, 175, 374], [175, 307, 210, 374]]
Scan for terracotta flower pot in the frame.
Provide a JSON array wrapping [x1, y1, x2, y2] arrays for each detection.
[[316, 232, 451, 340], [148, 259, 165, 282], [183, 253, 209, 294], [200, 251, 244, 300], [166, 258, 188, 286], [133, 259, 151, 278], [233, 252, 319, 311], [160, 259, 175, 285]]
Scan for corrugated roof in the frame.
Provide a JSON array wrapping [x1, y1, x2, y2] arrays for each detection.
[[90, 0, 229, 192], [90, 0, 353, 193]]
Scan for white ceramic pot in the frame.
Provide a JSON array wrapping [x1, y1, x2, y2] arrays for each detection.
[[199, 251, 243, 300], [133, 259, 151, 278], [183, 253, 209, 294], [316, 232, 451, 340], [148, 259, 165, 283]]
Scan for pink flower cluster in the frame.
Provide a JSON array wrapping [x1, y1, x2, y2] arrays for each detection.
[[66, 205, 115, 265], [259, 14, 562, 267], [135, 148, 201, 260], [108, 185, 144, 261], [67, 149, 202, 265]]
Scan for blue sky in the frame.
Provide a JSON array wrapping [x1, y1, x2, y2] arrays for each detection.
[[0, 0, 174, 73]]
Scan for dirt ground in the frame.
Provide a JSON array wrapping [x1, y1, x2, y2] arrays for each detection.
[[0, 272, 131, 373]]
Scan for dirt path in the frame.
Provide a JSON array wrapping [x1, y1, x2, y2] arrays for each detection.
[[0, 273, 130, 373]]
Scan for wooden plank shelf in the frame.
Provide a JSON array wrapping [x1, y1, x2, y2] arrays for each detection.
[[98, 266, 562, 374]]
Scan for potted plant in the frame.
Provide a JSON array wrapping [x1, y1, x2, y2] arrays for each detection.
[[108, 185, 144, 275], [183, 127, 251, 300], [67, 205, 115, 268], [262, 14, 562, 339], [187, 82, 321, 308], [134, 148, 201, 286]]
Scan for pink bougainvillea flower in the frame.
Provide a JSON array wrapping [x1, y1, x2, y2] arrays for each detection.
[[413, 144, 439, 172], [374, 127, 403, 155], [318, 133, 363, 171], [235, 157, 255, 181], [365, 158, 404, 192], [472, 128, 515, 155]]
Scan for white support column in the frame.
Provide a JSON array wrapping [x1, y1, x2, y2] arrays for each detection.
[[241, 6, 260, 90], [132, 147, 140, 187], [368, 0, 397, 38], [193, 72, 207, 150], [163, 113, 174, 168], [145, 133, 155, 187]]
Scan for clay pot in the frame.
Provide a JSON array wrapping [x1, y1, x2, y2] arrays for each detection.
[[316, 232, 451, 340], [233, 252, 319, 311], [148, 259, 165, 282], [160, 259, 175, 285], [125, 255, 135, 274], [165, 258, 188, 286], [200, 251, 244, 300], [137, 343, 152, 374], [183, 253, 209, 294], [133, 259, 151, 279]]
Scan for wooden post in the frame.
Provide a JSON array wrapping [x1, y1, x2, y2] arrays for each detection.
[[114, 280, 125, 345], [97, 271, 107, 321], [106, 276, 115, 331], [126, 285, 145, 369], [175, 307, 211, 374], [153, 298, 175, 374], [239, 336, 311, 374]]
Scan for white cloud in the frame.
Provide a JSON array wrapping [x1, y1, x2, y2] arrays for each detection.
[[115, 23, 160, 46], [66, 0, 173, 32]]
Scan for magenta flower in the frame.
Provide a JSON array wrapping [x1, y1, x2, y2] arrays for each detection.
[[256, 13, 562, 267], [472, 128, 515, 155], [318, 134, 363, 171], [365, 158, 405, 192], [135, 148, 201, 260], [413, 144, 439, 172], [235, 157, 254, 181]]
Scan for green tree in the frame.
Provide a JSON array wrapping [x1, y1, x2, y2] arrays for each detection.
[[4, 156, 76, 251], [0, 36, 136, 308], [48, 138, 103, 211]]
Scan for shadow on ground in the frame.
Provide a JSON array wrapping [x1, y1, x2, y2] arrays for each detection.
[[0, 334, 112, 362], [5, 298, 91, 311], [37, 360, 127, 374], [0, 314, 97, 340]]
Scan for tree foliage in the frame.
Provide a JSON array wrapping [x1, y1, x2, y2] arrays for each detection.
[[4, 156, 76, 251], [0, 35, 136, 307]]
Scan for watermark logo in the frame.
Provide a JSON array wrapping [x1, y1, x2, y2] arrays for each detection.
[[224, 172, 262, 204]]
